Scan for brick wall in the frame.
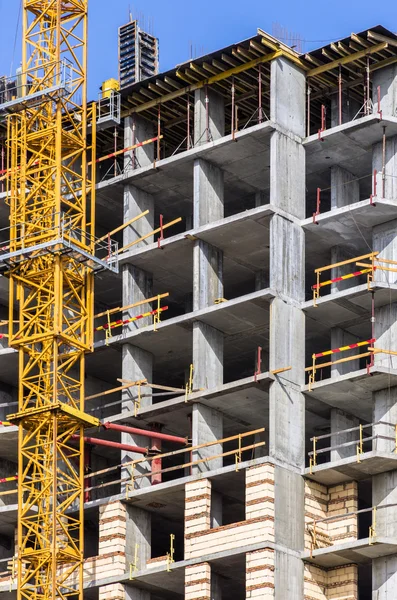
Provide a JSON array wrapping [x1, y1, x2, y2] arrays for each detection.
[[0, 502, 129, 593], [184, 465, 275, 561], [304, 563, 358, 600], [245, 464, 275, 520], [185, 562, 211, 600], [98, 501, 127, 575], [327, 483, 358, 545], [185, 479, 211, 539], [99, 583, 125, 600], [305, 480, 358, 551], [246, 548, 275, 598], [305, 480, 329, 551]]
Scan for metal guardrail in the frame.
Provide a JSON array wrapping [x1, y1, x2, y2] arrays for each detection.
[[307, 502, 397, 557], [97, 90, 121, 126], [73, 428, 265, 498], [0, 212, 118, 274], [305, 338, 375, 390], [308, 421, 397, 473], [0, 59, 73, 112]]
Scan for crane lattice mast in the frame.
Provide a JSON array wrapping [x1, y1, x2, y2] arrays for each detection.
[[0, 1, 116, 598]]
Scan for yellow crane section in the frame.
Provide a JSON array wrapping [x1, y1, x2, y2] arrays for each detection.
[[0, 1, 117, 598]]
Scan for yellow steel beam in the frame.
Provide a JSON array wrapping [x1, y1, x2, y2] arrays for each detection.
[[367, 30, 397, 48], [307, 42, 388, 76], [125, 50, 283, 115]]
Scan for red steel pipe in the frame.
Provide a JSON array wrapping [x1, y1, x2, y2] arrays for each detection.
[[72, 435, 147, 455], [102, 422, 187, 445]]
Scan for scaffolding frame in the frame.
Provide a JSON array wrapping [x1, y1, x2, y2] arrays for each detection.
[[0, 3, 112, 599]]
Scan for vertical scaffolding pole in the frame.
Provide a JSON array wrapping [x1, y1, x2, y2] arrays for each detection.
[[231, 77, 235, 139], [338, 65, 342, 126], [382, 126, 386, 198], [307, 82, 311, 137], [157, 105, 161, 161], [258, 64, 262, 124], [205, 85, 210, 143], [187, 95, 191, 151]]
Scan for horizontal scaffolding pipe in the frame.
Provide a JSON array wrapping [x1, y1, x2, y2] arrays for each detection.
[[102, 422, 187, 445], [72, 435, 147, 455]]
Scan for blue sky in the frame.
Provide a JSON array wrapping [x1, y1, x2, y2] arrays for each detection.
[[0, 0, 396, 98]]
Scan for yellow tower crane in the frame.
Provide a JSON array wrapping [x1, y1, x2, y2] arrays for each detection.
[[0, 1, 117, 598]]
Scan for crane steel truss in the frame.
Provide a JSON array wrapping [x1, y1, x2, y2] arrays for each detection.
[[1, 1, 105, 598]]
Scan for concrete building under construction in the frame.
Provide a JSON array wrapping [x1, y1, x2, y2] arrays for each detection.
[[2, 15, 397, 600]]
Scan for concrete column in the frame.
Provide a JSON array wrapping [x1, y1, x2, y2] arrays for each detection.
[[194, 87, 225, 146], [193, 159, 224, 228], [330, 408, 359, 461], [193, 242, 223, 309], [122, 264, 153, 330], [191, 403, 223, 473], [125, 505, 151, 570], [121, 266, 153, 488], [373, 135, 397, 199], [373, 218, 397, 286], [269, 132, 305, 219], [121, 344, 153, 489], [330, 246, 355, 294], [373, 387, 397, 453], [371, 186, 397, 597], [210, 491, 223, 528], [373, 469, 397, 539], [270, 56, 305, 138], [211, 573, 222, 599], [371, 221, 397, 377], [374, 302, 397, 369], [255, 189, 269, 206], [123, 185, 154, 248], [373, 64, 397, 118], [330, 328, 360, 376], [372, 221, 397, 356], [373, 556, 397, 600], [125, 588, 151, 600], [330, 91, 361, 127], [191, 156, 224, 472], [124, 114, 154, 170], [255, 269, 268, 290], [330, 165, 360, 209], [192, 322, 223, 391], [269, 55, 305, 600], [192, 158, 224, 308]]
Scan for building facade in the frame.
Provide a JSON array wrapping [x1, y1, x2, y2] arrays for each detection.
[[0, 23, 397, 600]]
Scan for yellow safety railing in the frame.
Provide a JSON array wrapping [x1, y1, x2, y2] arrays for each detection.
[[71, 428, 265, 500], [312, 252, 378, 306], [94, 293, 170, 343], [305, 338, 376, 390], [313, 252, 397, 306], [126, 428, 265, 496]]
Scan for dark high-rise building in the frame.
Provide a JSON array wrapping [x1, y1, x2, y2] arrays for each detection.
[[118, 19, 159, 88]]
